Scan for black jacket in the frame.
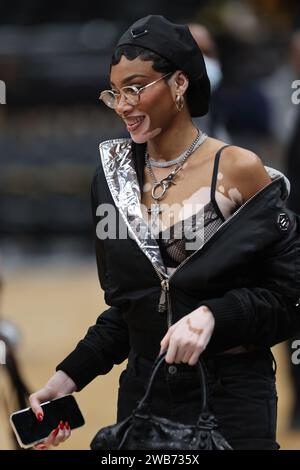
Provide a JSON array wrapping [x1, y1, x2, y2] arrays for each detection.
[[57, 139, 300, 390]]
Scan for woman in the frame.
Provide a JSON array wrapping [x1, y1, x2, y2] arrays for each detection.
[[29, 15, 300, 450]]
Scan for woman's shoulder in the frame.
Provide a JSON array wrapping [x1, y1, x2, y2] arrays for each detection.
[[208, 137, 262, 169], [208, 138, 272, 202]]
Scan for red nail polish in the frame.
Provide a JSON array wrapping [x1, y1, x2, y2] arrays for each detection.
[[37, 413, 44, 422], [59, 420, 64, 430], [65, 421, 70, 430], [52, 427, 59, 437]]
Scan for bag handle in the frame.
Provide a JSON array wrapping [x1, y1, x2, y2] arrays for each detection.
[[135, 352, 210, 423]]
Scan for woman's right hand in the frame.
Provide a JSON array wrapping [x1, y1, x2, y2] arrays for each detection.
[[29, 370, 77, 449]]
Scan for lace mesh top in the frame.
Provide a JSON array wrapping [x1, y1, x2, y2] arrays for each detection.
[[156, 145, 243, 275]]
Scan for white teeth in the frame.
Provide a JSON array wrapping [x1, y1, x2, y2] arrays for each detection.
[[128, 116, 144, 125]]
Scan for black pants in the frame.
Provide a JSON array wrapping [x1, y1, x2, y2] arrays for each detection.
[[117, 349, 279, 450]]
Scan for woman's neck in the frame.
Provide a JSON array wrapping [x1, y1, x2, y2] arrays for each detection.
[[146, 118, 199, 162]]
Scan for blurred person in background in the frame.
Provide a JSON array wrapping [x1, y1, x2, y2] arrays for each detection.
[[285, 30, 300, 430], [286, 30, 300, 216], [265, 28, 300, 430], [28, 15, 300, 450], [0, 275, 30, 449], [188, 22, 230, 142]]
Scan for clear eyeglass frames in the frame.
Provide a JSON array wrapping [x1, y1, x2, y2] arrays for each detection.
[[99, 72, 172, 109]]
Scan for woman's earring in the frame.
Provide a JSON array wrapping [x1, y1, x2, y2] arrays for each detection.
[[175, 94, 184, 112]]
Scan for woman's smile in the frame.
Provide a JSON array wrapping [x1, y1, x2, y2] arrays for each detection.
[[125, 115, 145, 133]]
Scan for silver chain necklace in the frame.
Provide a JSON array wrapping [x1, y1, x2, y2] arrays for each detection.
[[145, 130, 207, 221], [145, 131, 206, 168]]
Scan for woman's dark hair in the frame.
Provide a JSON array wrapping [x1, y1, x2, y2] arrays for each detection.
[[111, 45, 193, 114], [111, 45, 175, 75]]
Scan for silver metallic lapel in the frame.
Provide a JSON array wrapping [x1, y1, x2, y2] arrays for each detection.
[[99, 138, 167, 278]]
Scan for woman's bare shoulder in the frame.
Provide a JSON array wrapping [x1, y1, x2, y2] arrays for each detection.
[[208, 139, 272, 202]]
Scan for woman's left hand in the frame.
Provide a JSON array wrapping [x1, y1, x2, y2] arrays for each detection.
[[160, 306, 215, 365]]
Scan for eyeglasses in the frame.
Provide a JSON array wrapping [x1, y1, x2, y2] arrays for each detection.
[[99, 72, 172, 109]]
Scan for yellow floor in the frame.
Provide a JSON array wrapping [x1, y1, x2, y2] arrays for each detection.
[[0, 262, 299, 450]]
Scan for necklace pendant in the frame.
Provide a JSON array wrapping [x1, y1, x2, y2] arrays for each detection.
[[147, 203, 162, 216], [147, 203, 162, 229], [152, 180, 169, 201]]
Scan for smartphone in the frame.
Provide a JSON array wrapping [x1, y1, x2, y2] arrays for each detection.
[[10, 394, 85, 448]]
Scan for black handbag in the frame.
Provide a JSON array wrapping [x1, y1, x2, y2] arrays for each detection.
[[90, 353, 232, 450]]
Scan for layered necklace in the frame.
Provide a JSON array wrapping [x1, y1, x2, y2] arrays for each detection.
[[145, 129, 207, 224]]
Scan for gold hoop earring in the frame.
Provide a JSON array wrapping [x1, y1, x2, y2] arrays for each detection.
[[175, 94, 184, 112]]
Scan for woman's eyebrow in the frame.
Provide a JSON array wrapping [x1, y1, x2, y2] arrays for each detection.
[[110, 74, 148, 87]]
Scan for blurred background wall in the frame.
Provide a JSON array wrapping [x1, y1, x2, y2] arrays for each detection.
[[1, 0, 300, 450]]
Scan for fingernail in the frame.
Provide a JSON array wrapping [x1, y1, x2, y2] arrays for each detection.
[[59, 420, 64, 430], [37, 413, 44, 422], [52, 427, 59, 437], [65, 421, 70, 430]]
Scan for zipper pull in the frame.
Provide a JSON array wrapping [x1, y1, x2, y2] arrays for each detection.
[[158, 279, 169, 313]]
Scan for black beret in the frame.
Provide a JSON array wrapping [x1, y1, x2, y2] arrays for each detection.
[[115, 15, 211, 117]]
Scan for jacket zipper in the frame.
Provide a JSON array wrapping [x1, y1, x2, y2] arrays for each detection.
[[100, 143, 174, 329], [154, 176, 282, 327], [152, 269, 172, 328]]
